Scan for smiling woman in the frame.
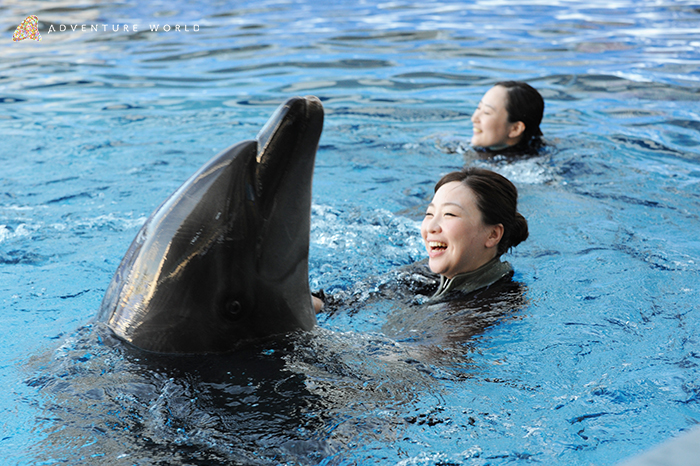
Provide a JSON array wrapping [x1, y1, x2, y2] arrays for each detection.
[[421, 167, 529, 300], [471, 81, 545, 155]]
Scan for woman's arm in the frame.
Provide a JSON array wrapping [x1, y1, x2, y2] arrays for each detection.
[[312, 295, 324, 313]]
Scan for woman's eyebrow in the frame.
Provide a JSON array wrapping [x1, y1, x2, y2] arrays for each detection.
[[441, 201, 465, 210]]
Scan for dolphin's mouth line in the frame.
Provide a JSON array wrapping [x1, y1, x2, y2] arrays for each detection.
[[256, 119, 281, 163]]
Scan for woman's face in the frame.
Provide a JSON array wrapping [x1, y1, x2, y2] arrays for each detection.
[[470, 85, 522, 149], [421, 181, 502, 279]]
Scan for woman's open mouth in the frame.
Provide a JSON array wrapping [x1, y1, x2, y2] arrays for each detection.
[[428, 241, 447, 253]]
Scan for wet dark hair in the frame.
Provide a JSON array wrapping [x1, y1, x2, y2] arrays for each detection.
[[434, 167, 528, 256], [494, 81, 544, 152]]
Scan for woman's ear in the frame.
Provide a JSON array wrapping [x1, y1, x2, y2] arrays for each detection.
[[509, 121, 526, 139], [485, 224, 504, 249]]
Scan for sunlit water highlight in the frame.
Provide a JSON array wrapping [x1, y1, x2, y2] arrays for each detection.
[[1, 0, 700, 464]]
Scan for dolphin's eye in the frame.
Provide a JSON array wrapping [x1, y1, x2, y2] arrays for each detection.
[[223, 299, 244, 322]]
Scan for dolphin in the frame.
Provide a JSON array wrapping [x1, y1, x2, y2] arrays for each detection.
[[96, 96, 323, 354]]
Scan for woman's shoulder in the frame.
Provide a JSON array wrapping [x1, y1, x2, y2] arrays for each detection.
[[392, 258, 440, 297]]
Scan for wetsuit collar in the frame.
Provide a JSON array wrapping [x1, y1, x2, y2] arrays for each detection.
[[431, 256, 513, 300]]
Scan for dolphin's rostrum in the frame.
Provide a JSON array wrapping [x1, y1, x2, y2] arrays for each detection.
[[97, 96, 323, 354]]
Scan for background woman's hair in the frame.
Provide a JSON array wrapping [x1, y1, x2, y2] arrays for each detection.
[[495, 80, 544, 148], [434, 167, 528, 255]]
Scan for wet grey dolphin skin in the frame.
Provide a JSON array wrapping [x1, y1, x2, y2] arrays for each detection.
[[97, 96, 323, 354]]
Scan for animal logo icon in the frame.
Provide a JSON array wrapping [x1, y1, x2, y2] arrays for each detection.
[[13, 15, 42, 42]]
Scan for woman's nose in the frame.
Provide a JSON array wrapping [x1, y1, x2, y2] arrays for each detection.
[[471, 110, 479, 123], [426, 215, 440, 233]]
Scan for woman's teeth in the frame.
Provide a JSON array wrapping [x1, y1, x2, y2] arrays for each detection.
[[429, 241, 447, 250]]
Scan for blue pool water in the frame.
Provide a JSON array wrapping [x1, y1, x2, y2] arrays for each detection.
[[2, 0, 700, 464]]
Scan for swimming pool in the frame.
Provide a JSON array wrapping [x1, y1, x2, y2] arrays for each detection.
[[2, 0, 700, 464]]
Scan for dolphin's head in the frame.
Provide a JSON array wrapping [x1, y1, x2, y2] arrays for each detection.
[[97, 96, 324, 354]]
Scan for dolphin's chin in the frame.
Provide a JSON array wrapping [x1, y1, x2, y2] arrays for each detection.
[[97, 96, 324, 354]]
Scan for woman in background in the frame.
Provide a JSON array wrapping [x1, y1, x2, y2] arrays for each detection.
[[470, 81, 545, 155]]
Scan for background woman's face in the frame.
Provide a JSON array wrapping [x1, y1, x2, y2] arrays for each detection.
[[470, 86, 518, 149]]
